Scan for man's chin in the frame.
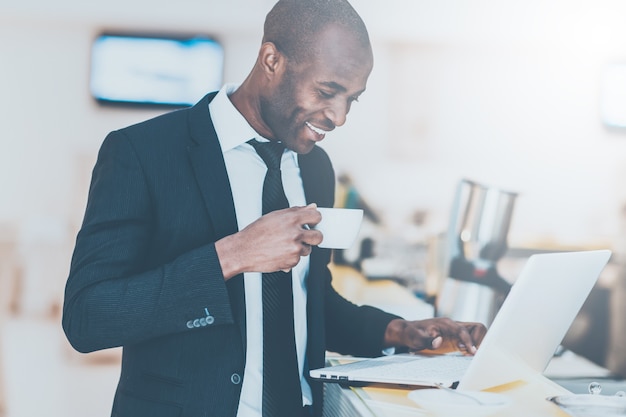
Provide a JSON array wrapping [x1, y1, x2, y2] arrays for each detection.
[[288, 140, 317, 155]]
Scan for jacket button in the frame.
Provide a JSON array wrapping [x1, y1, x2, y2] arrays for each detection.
[[199, 317, 207, 326], [193, 319, 200, 327], [206, 315, 215, 325], [230, 373, 242, 385], [186, 320, 194, 329]]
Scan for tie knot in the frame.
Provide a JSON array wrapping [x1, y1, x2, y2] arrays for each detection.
[[248, 139, 285, 170]]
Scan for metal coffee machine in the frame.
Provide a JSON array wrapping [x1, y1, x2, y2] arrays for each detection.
[[436, 179, 518, 326]]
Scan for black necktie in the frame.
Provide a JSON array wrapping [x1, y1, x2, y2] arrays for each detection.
[[248, 139, 302, 417]]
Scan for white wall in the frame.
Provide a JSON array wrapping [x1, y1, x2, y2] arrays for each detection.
[[325, 39, 626, 247], [318, 1, 626, 248], [0, 15, 263, 314], [2, 1, 626, 312]]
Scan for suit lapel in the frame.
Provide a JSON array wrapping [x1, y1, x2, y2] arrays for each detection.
[[187, 93, 238, 239], [299, 147, 335, 385], [298, 149, 334, 208], [186, 93, 247, 354]]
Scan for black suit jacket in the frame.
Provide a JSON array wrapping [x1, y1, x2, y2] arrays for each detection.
[[62, 93, 399, 417]]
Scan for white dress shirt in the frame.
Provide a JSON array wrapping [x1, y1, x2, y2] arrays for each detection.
[[209, 84, 312, 417]]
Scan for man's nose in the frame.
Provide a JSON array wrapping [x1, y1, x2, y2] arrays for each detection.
[[324, 100, 349, 127]]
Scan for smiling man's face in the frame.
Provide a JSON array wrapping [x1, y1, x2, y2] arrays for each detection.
[[259, 23, 373, 154]]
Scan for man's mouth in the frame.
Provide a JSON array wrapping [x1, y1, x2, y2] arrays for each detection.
[[305, 121, 330, 138]]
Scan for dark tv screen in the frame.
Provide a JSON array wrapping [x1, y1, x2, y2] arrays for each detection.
[[90, 33, 224, 107]]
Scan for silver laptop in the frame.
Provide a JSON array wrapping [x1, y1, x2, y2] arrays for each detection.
[[310, 250, 612, 391]]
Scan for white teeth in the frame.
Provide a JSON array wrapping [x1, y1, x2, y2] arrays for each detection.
[[306, 122, 328, 136]]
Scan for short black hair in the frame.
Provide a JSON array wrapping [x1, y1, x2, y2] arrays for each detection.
[[263, 0, 370, 63]]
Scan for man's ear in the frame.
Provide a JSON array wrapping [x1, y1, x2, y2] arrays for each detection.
[[258, 42, 285, 79]]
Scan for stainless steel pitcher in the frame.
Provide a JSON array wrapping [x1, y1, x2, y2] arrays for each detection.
[[436, 179, 518, 326], [449, 179, 517, 264]]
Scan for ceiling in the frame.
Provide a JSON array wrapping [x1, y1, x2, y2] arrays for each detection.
[[1, 0, 624, 45]]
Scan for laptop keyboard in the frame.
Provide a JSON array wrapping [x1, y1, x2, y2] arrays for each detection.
[[327, 354, 473, 382], [370, 355, 471, 380]]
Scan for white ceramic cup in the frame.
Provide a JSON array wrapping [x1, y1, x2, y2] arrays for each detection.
[[313, 208, 364, 249]]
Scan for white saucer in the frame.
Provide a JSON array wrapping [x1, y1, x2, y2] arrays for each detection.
[[547, 393, 626, 417], [408, 388, 512, 416]]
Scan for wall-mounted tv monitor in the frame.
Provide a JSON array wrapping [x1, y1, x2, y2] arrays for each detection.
[[90, 32, 224, 108]]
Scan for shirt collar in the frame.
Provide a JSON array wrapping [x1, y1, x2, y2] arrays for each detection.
[[209, 83, 258, 153], [209, 83, 299, 166]]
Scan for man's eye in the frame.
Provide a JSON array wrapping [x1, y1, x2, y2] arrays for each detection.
[[319, 90, 334, 99]]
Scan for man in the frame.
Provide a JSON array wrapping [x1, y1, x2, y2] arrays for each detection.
[[62, 0, 486, 416]]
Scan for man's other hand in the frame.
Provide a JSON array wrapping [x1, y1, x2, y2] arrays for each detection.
[[384, 318, 487, 355]]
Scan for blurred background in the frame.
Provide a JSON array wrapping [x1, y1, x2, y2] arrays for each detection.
[[2, 0, 626, 416]]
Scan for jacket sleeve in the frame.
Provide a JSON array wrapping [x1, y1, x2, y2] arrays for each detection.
[[323, 267, 401, 357], [300, 146, 401, 358], [62, 131, 235, 353]]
